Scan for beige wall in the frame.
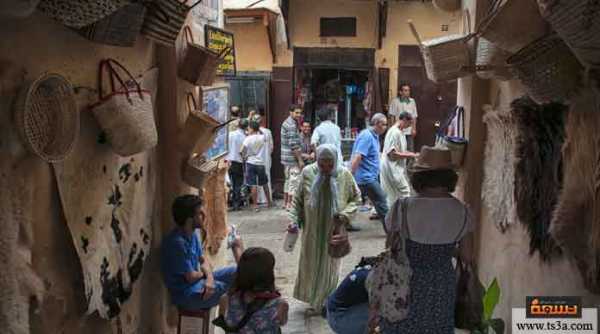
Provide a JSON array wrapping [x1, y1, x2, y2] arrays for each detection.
[[226, 21, 274, 72]]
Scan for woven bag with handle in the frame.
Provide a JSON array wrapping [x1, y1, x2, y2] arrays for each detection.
[[91, 58, 158, 156], [78, 2, 147, 47], [177, 26, 231, 86]]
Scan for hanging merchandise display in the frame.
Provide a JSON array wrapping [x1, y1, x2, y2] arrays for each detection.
[[507, 34, 583, 105], [475, 37, 513, 81], [551, 89, 600, 293], [512, 96, 566, 261], [182, 154, 218, 190], [408, 10, 474, 83], [91, 58, 158, 157], [141, 0, 203, 47], [177, 26, 230, 86], [538, 0, 600, 68], [478, 0, 549, 54], [482, 94, 518, 232], [436, 106, 467, 167], [38, 0, 130, 28], [201, 161, 230, 256], [78, 2, 147, 47], [0, 0, 40, 18], [13, 73, 79, 163], [52, 68, 158, 319]]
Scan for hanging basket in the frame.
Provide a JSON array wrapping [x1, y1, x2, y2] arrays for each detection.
[[141, 0, 203, 47], [38, 0, 130, 28], [478, 0, 549, 54], [78, 2, 147, 47], [177, 26, 230, 86], [507, 34, 583, 105], [409, 11, 474, 83], [13, 73, 79, 163], [538, 0, 600, 68], [433, 0, 461, 12], [179, 92, 233, 156], [182, 154, 219, 189], [0, 0, 40, 18], [91, 59, 158, 156], [476, 37, 513, 81]]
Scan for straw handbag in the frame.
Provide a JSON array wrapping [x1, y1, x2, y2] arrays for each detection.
[[182, 154, 219, 189], [478, 0, 548, 53], [78, 2, 146, 47], [13, 73, 79, 162], [408, 10, 474, 83], [38, 0, 130, 28], [538, 0, 600, 68], [177, 26, 231, 86], [180, 93, 233, 156], [141, 0, 203, 47], [328, 213, 351, 259], [475, 38, 513, 81], [0, 0, 39, 18], [91, 59, 158, 156], [507, 34, 583, 104], [433, 0, 461, 12]]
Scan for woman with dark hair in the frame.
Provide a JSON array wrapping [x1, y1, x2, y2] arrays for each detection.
[[373, 146, 474, 333], [216, 247, 288, 333]]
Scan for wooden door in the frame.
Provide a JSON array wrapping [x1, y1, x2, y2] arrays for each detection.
[[270, 67, 294, 195], [397, 45, 457, 151]]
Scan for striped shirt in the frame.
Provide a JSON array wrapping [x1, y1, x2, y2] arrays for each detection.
[[280, 116, 302, 166]]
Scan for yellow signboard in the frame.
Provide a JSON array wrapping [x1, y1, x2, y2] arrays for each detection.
[[205, 25, 236, 77]]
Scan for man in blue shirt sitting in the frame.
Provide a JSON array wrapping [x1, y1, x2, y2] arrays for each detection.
[[351, 113, 389, 232], [161, 195, 243, 312]]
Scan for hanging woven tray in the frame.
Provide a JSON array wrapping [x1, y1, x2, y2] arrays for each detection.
[[13, 73, 79, 163], [182, 155, 219, 189]]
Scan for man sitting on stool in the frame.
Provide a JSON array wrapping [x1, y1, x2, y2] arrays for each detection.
[[326, 263, 371, 334], [161, 194, 244, 314]]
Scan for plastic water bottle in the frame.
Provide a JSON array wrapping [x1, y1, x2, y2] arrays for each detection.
[[283, 224, 299, 252]]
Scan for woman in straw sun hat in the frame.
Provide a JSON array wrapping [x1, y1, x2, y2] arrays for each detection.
[[374, 146, 475, 333]]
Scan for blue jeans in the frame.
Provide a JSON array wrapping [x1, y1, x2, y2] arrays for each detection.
[[327, 302, 369, 334], [176, 266, 237, 310], [358, 181, 388, 232]]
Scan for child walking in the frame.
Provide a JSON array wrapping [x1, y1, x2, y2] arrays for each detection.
[[213, 247, 288, 333]]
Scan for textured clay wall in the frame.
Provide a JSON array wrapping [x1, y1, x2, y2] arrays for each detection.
[[225, 21, 274, 72], [0, 12, 167, 334]]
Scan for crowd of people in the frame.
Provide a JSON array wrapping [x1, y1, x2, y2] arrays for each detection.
[[159, 84, 475, 333]]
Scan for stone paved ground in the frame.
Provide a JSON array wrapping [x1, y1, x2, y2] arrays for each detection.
[[223, 202, 470, 334], [225, 202, 385, 333]]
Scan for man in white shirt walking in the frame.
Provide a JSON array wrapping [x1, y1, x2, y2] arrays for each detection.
[[241, 120, 272, 212], [311, 107, 343, 167], [226, 119, 248, 210], [388, 83, 418, 151], [253, 111, 273, 205]]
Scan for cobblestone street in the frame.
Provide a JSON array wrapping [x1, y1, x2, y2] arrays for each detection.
[[226, 202, 385, 333]]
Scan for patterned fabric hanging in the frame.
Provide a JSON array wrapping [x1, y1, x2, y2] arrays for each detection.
[[512, 96, 566, 261]]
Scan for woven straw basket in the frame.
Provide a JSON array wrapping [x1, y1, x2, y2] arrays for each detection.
[[538, 0, 600, 68], [14, 73, 79, 163], [433, 0, 461, 12], [142, 0, 202, 47], [507, 35, 583, 104], [92, 59, 158, 156], [478, 0, 548, 54], [409, 12, 473, 82], [38, 0, 130, 28], [78, 2, 146, 47], [177, 26, 229, 86], [476, 38, 513, 81], [182, 155, 218, 189], [180, 93, 221, 155]]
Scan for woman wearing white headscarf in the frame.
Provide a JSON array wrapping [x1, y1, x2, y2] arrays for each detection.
[[290, 144, 361, 313]]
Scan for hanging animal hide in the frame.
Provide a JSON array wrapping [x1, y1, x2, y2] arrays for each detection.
[[513, 96, 566, 261], [52, 69, 158, 319], [482, 103, 518, 232], [551, 89, 600, 292], [201, 161, 229, 255]]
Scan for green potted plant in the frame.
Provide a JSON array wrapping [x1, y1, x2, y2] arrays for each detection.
[[472, 278, 505, 334]]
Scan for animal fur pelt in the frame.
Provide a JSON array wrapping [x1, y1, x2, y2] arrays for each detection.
[[201, 161, 229, 255], [482, 103, 518, 232], [551, 89, 600, 292], [512, 96, 566, 261]]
